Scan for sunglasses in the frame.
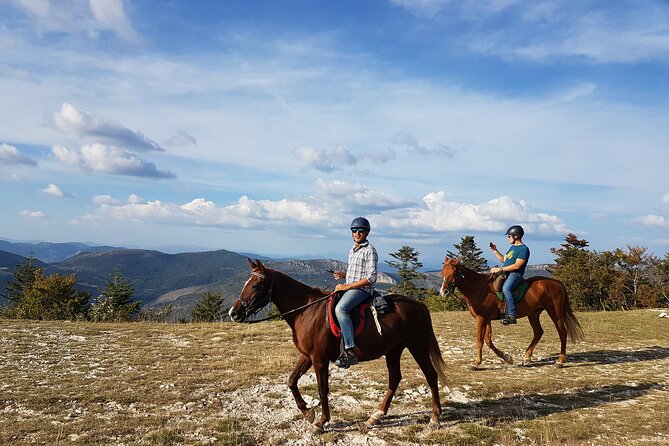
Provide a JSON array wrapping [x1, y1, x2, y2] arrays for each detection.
[[351, 228, 366, 234]]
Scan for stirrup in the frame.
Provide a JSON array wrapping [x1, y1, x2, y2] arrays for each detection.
[[501, 316, 517, 325], [335, 351, 350, 369]]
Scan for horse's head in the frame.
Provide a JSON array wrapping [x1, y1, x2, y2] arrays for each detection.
[[440, 257, 462, 297], [229, 259, 274, 322]]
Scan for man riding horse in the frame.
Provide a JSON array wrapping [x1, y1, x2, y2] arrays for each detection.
[[489, 225, 530, 325]]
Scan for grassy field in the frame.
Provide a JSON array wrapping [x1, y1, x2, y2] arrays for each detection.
[[1, 310, 668, 445]]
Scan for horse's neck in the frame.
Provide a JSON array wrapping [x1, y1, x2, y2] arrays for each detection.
[[272, 272, 327, 317], [457, 267, 491, 301]]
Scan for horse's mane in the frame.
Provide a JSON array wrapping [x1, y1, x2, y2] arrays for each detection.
[[269, 268, 330, 297]]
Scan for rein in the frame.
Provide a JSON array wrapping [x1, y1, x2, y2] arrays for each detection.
[[444, 265, 495, 299], [243, 270, 336, 324]]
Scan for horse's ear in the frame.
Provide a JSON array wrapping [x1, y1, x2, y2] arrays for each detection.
[[256, 259, 266, 271], [248, 258, 257, 270]]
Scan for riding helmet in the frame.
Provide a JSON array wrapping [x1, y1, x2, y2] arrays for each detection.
[[505, 225, 524, 238], [350, 217, 371, 231]]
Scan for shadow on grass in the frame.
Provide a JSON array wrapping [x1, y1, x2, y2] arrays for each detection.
[[330, 381, 665, 432], [520, 345, 669, 368], [444, 382, 665, 426]]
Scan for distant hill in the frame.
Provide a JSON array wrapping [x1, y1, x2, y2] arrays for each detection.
[[0, 240, 122, 263]]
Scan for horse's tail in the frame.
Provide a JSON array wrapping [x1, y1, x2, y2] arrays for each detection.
[[561, 284, 584, 342], [427, 322, 448, 387]]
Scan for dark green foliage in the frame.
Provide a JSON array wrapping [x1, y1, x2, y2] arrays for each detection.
[[191, 291, 224, 322], [386, 245, 427, 299], [89, 269, 140, 322], [2, 256, 40, 307], [447, 235, 489, 272], [424, 288, 468, 311], [14, 270, 90, 320]]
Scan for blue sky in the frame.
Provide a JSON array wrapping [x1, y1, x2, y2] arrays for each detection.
[[1, 0, 669, 268]]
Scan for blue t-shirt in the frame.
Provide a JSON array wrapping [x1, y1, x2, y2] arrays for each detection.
[[503, 244, 530, 276]]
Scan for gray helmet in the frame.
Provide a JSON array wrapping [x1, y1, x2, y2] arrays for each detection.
[[350, 217, 371, 231], [505, 225, 524, 238]]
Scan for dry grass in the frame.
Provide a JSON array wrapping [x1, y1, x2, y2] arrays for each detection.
[[0, 310, 667, 445]]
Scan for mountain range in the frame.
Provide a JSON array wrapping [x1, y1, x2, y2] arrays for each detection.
[[0, 239, 550, 320]]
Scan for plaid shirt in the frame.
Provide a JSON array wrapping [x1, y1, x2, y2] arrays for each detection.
[[345, 240, 378, 293]]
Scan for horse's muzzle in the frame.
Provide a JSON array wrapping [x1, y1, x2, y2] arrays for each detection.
[[228, 307, 246, 322]]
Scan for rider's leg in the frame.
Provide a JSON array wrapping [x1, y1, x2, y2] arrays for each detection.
[[502, 272, 522, 323], [334, 289, 369, 367]]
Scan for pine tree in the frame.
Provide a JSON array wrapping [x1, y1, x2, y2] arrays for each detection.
[[191, 291, 224, 322], [447, 235, 489, 272], [18, 271, 90, 320], [385, 245, 426, 299], [2, 256, 40, 307], [89, 269, 140, 322]]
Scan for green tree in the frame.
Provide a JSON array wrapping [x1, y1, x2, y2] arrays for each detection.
[[89, 269, 140, 322], [191, 291, 224, 322], [447, 235, 489, 272], [609, 246, 659, 309], [386, 245, 426, 299], [423, 287, 467, 312], [551, 234, 618, 310], [2, 256, 40, 308], [18, 270, 90, 320]]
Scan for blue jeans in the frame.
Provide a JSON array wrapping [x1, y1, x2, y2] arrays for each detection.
[[334, 289, 370, 350], [502, 272, 522, 318]]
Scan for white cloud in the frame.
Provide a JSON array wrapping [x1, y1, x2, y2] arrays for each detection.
[[53, 103, 163, 152], [292, 145, 396, 172], [92, 194, 119, 205], [51, 143, 176, 179], [663, 193, 669, 204], [164, 130, 197, 147], [41, 183, 73, 198], [392, 132, 458, 158], [378, 192, 569, 235], [634, 214, 668, 229], [127, 194, 144, 204], [0, 143, 37, 166], [20, 209, 47, 218], [89, 0, 138, 43]]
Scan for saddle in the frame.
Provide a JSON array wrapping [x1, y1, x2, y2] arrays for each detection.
[[327, 291, 394, 339], [492, 273, 529, 304]]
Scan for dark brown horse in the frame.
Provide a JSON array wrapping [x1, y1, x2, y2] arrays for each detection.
[[440, 257, 583, 369], [229, 259, 447, 433]]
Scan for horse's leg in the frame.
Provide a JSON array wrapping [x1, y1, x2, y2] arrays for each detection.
[[483, 322, 513, 365], [287, 353, 315, 422], [406, 344, 442, 427], [367, 345, 404, 426], [310, 359, 331, 434], [470, 316, 486, 370], [545, 305, 568, 368], [522, 310, 544, 366]]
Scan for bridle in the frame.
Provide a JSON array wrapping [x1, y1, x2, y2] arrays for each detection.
[[442, 263, 495, 298], [237, 270, 332, 323], [237, 271, 276, 320]]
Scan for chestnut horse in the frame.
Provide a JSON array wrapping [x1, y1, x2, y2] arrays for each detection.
[[440, 258, 583, 369], [229, 259, 447, 433]]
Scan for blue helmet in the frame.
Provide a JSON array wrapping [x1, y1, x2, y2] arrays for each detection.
[[350, 217, 371, 231]]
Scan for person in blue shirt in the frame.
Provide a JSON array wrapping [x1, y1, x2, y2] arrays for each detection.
[[489, 225, 530, 325]]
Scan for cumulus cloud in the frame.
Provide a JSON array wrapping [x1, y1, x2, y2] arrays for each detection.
[[633, 214, 668, 229], [53, 103, 163, 152], [41, 183, 74, 198], [20, 209, 47, 218], [292, 146, 396, 172], [315, 179, 413, 212], [0, 143, 37, 166], [92, 194, 119, 205], [379, 192, 570, 235], [51, 144, 176, 179], [86, 195, 330, 228], [392, 132, 459, 158]]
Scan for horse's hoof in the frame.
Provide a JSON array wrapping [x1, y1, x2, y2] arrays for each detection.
[[304, 408, 315, 423], [366, 410, 384, 426], [428, 419, 440, 430], [521, 357, 532, 366], [554, 361, 564, 369], [309, 423, 324, 435], [502, 354, 513, 365], [468, 363, 480, 371]]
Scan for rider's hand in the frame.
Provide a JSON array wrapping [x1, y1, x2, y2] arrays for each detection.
[[491, 267, 501, 274], [335, 283, 349, 292], [489, 242, 497, 251]]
